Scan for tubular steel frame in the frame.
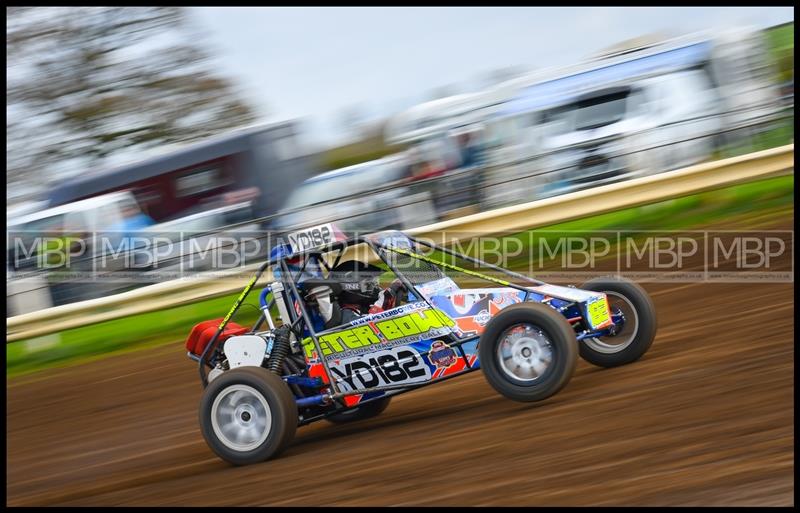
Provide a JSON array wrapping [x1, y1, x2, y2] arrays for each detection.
[[197, 232, 621, 405]]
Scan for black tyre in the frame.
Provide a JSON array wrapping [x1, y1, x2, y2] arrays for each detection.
[[326, 395, 392, 424], [199, 367, 297, 466], [479, 302, 578, 403], [578, 277, 657, 368]]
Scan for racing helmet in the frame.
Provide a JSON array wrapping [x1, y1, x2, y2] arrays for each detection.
[[331, 260, 383, 309]]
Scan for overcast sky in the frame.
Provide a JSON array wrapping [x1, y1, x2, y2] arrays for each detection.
[[188, 7, 794, 147]]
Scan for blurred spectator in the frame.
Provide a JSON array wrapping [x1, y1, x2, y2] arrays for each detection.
[[408, 142, 448, 221], [412, 140, 449, 180], [458, 131, 479, 168], [109, 203, 156, 269], [457, 129, 486, 207], [111, 203, 156, 236]]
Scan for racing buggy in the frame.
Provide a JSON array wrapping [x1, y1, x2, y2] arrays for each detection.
[[186, 225, 657, 465]]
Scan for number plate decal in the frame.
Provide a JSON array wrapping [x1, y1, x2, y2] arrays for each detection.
[[287, 223, 335, 253], [587, 295, 612, 329]]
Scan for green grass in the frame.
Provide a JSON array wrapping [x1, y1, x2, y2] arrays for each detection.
[[7, 173, 793, 378], [765, 21, 794, 83], [427, 174, 794, 272], [7, 291, 265, 377]]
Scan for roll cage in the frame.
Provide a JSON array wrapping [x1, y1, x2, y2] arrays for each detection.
[[196, 232, 585, 406]]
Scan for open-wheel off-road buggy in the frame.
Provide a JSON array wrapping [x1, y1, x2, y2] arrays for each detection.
[[185, 225, 657, 465]]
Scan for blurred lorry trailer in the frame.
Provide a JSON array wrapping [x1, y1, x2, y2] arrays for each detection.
[[383, 27, 781, 209], [482, 26, 781, 201], [535, 70, 723, 190], [8, 122, 320, 311], [271, 154, 437, 233], [384, 93, 496, 147], [46, 121, 320, 224]]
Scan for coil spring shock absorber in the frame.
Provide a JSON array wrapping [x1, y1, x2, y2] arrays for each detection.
[[267, 325, 291, 374]]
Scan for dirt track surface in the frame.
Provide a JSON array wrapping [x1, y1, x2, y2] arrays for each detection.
[[7, 245, 795, 506]]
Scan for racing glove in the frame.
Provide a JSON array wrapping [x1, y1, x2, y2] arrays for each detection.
[[368, 279, 408, 314]]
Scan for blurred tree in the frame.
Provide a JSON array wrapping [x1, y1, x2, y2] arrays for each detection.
[[765, 22, 794, 84], [6, 7, 257, 200]]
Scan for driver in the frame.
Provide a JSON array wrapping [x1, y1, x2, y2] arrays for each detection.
[[303, 261, 407, 330]]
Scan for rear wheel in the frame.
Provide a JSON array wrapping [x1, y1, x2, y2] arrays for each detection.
[[578, 277, 657, 368], [479, 302, 578, 402], [199, 367, 297, 466], [326, 396, 392, 424]]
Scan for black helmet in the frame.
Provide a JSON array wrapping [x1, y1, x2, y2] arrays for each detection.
[[331, 261, 383, 308]]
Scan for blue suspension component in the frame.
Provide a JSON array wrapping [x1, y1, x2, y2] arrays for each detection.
[[295, 394, 330, 407], [285, 375, 324, 388], [259, 286, 272, 309]]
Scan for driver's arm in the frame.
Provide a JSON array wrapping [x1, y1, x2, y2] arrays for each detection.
[[368, 279, 408, 314]]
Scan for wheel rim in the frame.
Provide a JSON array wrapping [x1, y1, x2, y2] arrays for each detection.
[[211, 384, 272, 452], [496, 323, 554, 382], [584, 292, 639, 354]]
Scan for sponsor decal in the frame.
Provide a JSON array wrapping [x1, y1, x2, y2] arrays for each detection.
[[430, 289, 529, 338], [347, 301, 427, 327], [451, 298, 503, 337], [302, 307, 457, 359], [219, 274, 259, 328], [416, 277, 460, 299], [474, 309, 491, 326], [493, 292, 524, 309], [450, 293, 477, 315], [329, 346, 431, 392], [428, 340, 457, 369]]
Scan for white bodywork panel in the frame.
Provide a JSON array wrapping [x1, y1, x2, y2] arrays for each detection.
[[224, 335, 267, 369], [531, 284, 604, 303]]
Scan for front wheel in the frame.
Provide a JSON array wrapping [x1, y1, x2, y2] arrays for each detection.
[[479, 302, 578, 402], [199, 367, 297, 466], [578, 277, 657, 368]]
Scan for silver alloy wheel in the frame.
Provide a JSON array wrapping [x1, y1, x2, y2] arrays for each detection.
[[583, 292, 639, 354], [211, 384, 272, 452], [496, 323, 554, 382]]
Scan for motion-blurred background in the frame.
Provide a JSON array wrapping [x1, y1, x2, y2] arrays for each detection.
[[6, 6, 794, 364]]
